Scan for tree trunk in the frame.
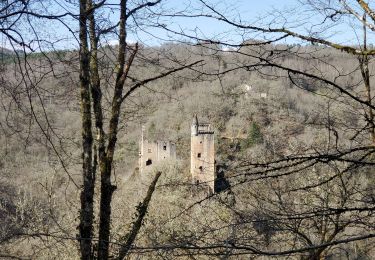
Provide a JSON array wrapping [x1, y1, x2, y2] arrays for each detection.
[[97, 1, 127, 258], [117, 172, 162, 259], [78, 0, 95, 259], [360, 14, 375, 144]]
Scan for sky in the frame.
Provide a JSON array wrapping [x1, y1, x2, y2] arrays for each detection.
[[109, 0, 374, 48], [2, 0, 374, 51], [127, 0, 373, 47], [125, 0, 301, 46]]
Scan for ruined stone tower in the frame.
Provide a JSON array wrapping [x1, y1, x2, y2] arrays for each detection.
[[139, 126, 176, 173], [191, 115, 215, 192]]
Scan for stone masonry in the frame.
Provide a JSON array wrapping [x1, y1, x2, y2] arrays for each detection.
[[139, 126, 176, 173], [190, 115, 215, 193]]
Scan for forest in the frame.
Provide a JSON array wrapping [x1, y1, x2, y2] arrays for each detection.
[[1, 0, 375, 259]]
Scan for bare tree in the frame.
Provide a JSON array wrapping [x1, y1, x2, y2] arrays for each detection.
[[1, 0, 203, 259], [128, 0, 375, 258], [77, 1, 202, 259]]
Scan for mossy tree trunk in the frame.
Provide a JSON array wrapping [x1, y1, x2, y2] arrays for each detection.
[[78, 0, 95, 258]]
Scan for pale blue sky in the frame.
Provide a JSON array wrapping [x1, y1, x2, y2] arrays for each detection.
[[125, 0, 301, 46], [3, 0, 374, 51], [109, 0, 374, 48]]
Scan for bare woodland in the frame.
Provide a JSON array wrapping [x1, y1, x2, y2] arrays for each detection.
[[0, 0, 375, 259]]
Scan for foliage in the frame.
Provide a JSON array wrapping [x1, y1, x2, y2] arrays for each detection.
[[243, 122, 263, 148]]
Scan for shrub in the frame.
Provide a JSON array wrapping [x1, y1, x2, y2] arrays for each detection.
[[243, 122, 263, 148]]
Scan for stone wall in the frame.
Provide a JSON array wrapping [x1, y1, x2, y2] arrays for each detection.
[[139, 132, 176, 173]]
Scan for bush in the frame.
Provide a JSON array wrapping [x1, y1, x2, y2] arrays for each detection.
[[243, 122, 263, 148]]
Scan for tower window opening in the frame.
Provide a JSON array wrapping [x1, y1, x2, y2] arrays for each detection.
[[146, 159, 152, 166], [199, 166, 203, 172], [163, 145, 167, 150], [197, 153, 201, 158]]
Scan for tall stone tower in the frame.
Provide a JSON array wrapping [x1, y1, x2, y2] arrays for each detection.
[[191, 115, 215, 193]]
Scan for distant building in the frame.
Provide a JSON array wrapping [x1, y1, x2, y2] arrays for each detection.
[[191, 115, 215, 193], [239, 83, 268, 99], [139, 126, 176, 173]]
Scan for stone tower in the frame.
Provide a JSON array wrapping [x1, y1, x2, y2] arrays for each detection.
[[139, 126, 176, 173], [191, 115, 215, 193]]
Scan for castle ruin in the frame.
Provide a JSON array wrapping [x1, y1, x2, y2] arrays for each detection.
[[139, 127, 176, 173], [191, 115, 215, 193]]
